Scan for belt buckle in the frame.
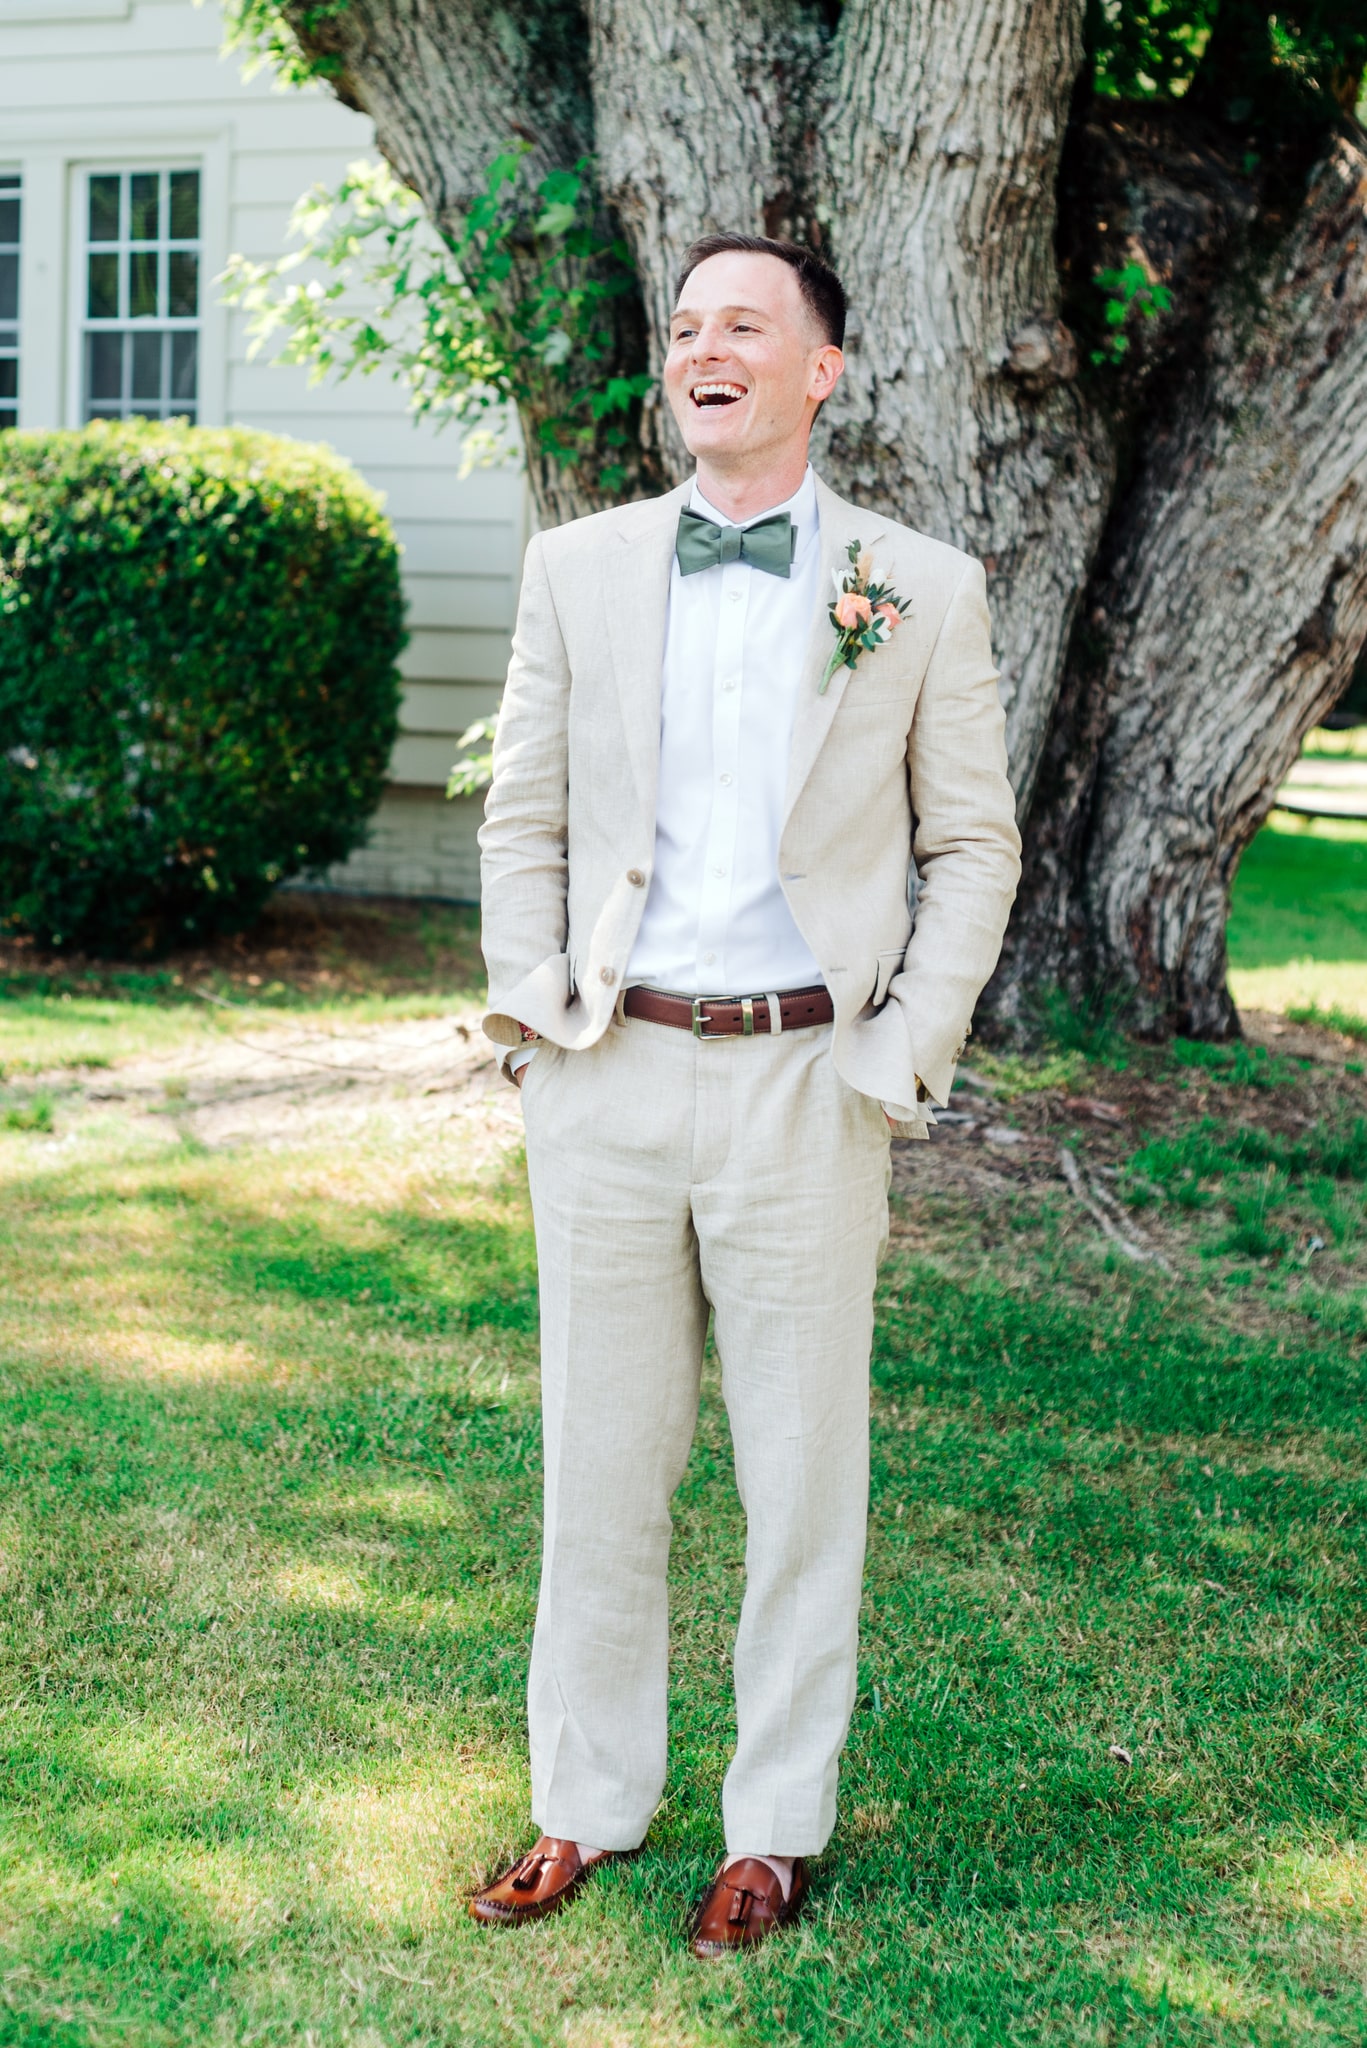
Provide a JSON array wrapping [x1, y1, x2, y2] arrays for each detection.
[[691, 995, 725, 1040]]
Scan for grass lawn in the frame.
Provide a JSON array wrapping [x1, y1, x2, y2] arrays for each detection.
[[1227, 814, 1367, 1026], [2, 892, 1367, 2046]]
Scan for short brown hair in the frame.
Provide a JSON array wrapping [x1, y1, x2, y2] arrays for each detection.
[[674, 233, 847, 350]]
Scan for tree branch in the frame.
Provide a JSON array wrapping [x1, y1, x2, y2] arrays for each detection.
[[586, 0, 829, 479]]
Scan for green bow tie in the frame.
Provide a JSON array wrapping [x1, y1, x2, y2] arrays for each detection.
[[675, 506, 795, 579]]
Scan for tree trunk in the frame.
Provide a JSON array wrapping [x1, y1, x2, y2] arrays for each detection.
[[587, 0, 1117, 810], [995, 125, 1367, 1037], [814, 0, 1114, 805], [287, 0, 1112, 810], [274, 0, 1367, 1038]]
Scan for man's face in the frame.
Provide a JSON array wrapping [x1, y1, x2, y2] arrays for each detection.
[[663, 251, 843, 473]]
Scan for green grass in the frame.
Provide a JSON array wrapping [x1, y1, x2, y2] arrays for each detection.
[[1227, 815, 1367, 1024], [1287, 1003, 1367, 1044], [1301, 723, 1367, 760], [0, 898, 485, 1076], [1, 1091, 53, 1132], [3, 969, 1367, 2045]]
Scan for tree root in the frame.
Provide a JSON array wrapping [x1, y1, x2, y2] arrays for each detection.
[[1058, 1145, 1174, 1272]]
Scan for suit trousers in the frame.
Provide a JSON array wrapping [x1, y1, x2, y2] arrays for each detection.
[[519, 1008, 891, 1855]]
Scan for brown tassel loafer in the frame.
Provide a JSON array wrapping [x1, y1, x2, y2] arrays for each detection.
[[690, 1856, 809, 1958], [468, 1836, 623, 1926]]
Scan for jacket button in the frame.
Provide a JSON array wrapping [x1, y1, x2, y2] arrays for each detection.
[[600, 966, 617, 985], [627, 868, 645, 886]]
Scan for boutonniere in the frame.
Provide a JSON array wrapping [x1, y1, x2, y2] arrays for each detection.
[[820, 541, 911, 694]]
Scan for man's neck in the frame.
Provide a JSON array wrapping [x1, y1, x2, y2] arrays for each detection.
[[692, 448, 812, 524]]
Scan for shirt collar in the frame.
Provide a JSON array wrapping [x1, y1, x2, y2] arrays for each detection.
[[689, 464, 817, 541]]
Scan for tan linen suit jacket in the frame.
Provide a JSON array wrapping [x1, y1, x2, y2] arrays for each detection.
[[478, 471, 1022, 1135]]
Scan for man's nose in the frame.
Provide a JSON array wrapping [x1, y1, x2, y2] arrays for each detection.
[[690, 323, 727, 362]]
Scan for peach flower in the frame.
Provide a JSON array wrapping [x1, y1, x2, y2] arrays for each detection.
[[834, 590, 873, 630], [874, 602, 902, 629]]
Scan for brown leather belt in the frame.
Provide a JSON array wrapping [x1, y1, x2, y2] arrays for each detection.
[[622, 983, 833, 1039]]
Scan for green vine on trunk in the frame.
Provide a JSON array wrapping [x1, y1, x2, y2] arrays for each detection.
[[1091, 261, 1175, 363], [221, 143, 654, 493]]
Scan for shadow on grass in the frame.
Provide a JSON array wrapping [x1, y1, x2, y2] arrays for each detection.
[[0, 896, 488, 1008], [2, 1159, 1366, 2043]]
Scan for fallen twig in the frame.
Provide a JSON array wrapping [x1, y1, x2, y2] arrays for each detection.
[[1058, 1146, 1174, 1272]]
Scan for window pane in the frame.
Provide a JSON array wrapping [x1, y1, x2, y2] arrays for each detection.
[[129, 250, 158, 319], [89, 174, 120, 243], [170, 331, 197, 403], [0, 411, 15, 432], [131, 331, 163, 402], [0, 252, 16, 323], [0, 360, 16, 401], [0, 197, 18, 245], [129, 172, 159, 243], [0, 329, 15, 350], [168, 251, 198, 319], [87, 251, 119, 320], [169, 170, 199, 241], [88, 331, 123, 402]]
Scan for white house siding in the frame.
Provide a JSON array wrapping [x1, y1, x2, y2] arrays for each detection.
[[0, 0, 522, 901]]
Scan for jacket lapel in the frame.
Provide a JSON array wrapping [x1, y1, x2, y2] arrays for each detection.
[[599, 471, 882, 831], [603, 481, 690, 822], [783, 473, 886, 823]]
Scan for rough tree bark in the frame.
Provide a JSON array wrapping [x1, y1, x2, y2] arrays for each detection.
[[279, 0, 1367, 1039], [993, 119, 1367, 1036]]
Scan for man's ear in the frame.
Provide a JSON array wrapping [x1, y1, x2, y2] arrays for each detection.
[[811, 344, 844, 405]]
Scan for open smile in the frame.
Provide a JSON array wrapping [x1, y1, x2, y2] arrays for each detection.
[[690, 381, 748, 410]]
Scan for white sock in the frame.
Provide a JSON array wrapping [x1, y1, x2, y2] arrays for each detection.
[[723, 1851, 794, 1902]]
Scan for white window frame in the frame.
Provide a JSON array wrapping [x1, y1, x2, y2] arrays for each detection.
[[79, 163, 203, 424], [58, 132, 229, 432], [0, 166, 18, 431]]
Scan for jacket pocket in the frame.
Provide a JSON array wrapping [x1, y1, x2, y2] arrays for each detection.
[[873, 947, 906, 1009]]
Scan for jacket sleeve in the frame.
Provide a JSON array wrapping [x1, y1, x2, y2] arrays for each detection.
[[890, 556, 1022, 1104], [477, 533, 573, 1054]]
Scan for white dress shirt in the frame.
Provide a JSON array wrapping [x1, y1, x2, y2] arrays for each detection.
[[627, 464, 823, 995], [511, 464, 840, 1080]]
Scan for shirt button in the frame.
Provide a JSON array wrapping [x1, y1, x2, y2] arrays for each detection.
[[627, 868, 645, 886], [722, 680, 737, 692], [600, 966, 616, 985], [720, 773, 733, 785], [728, 590, 743, 604], [703, 952, 717, 965], [713, 865, 726, 877]]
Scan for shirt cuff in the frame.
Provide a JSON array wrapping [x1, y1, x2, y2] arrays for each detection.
[[507, 1043, 538, 1078], [882, 1079, 935, 1124]]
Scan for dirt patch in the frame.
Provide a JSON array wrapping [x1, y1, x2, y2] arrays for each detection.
[[889, 1019, 1367, 1320]]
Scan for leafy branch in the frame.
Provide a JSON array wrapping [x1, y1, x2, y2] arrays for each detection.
[[219, 0, 352, 87], [1091, 261, 1175, 364], [446, 718, 498, 800], [221, 143, 654, 491]]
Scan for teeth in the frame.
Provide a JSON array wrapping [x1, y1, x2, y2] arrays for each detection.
[[692, 382, 746, 403]]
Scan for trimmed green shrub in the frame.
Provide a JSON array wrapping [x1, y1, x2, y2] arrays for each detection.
[[0, 421, 405, 954]]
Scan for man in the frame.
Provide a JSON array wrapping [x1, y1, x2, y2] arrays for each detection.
[[470, 233, 1020, 1956]]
